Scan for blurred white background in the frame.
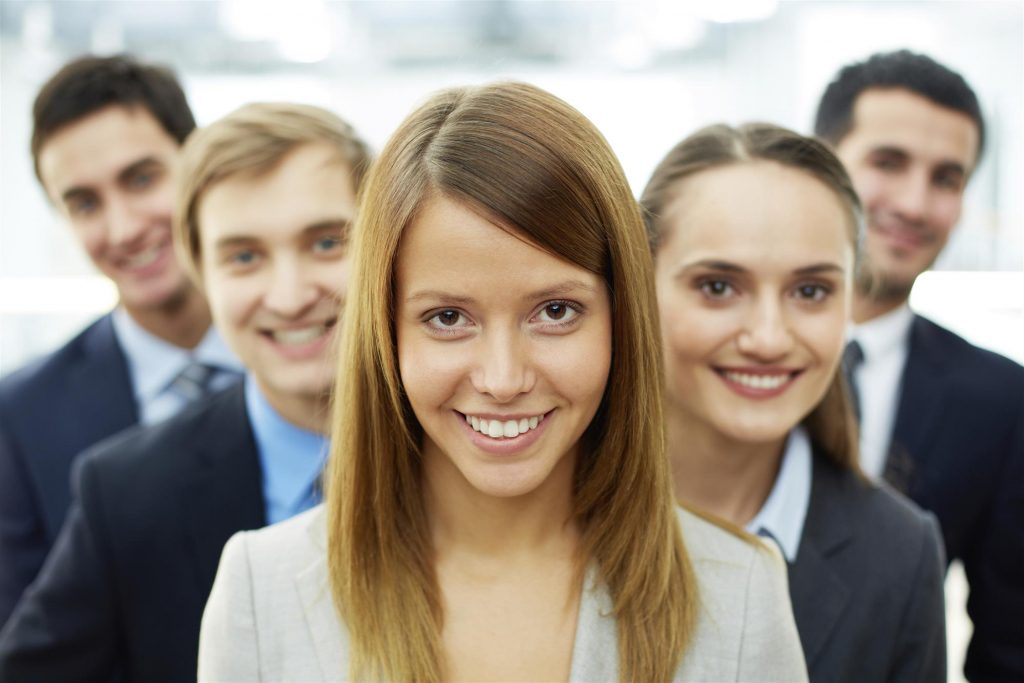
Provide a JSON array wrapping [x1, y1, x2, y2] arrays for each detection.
[[1, 2, 1021, 678]]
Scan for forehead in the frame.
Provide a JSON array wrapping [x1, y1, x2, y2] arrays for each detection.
[[841, 88, 979, 172], [197, 143, 356, 244], [37, 104, 179, 196], [397, 195, 602, 296], [662, 162, 852, 263]]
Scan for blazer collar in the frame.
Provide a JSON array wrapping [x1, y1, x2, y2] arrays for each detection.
[[887, 315, 951, 490], [183, 383, 266, 587], [788, 455, 854, 669], [72, 314, 138, 436], [294, 509, 351, 678]]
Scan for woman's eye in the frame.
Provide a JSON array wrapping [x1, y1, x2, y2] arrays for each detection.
[[699, 280, 734, 298], [428, 309, 466, 327], [536, 302, 580, 324]]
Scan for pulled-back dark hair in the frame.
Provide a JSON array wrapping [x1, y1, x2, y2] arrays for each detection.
[[31, 54, 196, 182], [814, 49, 984, 161]]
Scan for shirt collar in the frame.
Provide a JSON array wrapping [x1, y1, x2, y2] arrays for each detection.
[[744, 427, 812, 562], [244, 376, 328, 515], [849, 304, 914, 363], [111, 307, 241, 401]]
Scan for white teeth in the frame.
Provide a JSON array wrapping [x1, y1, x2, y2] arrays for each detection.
[[270, 324, 328, 345], [724, 371, 790, 390], [124, 244, 162, 269], [464, 412, 546, 439]]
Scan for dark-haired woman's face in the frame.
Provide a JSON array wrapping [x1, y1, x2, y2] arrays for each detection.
[[395, 195, 611, 501], [655, 161, 853, 447]]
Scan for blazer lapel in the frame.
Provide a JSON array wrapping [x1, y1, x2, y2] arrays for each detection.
[[788, 457, 853, 668], [886, 316, 949, 492], [295, 512, 350, 679], [569, 566, 618, 683], [183, 384, 266, 589]]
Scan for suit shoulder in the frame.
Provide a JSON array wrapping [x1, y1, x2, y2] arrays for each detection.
[[226, 506, 325, 584], [677, 505, 764, 567], [818, 459, 937, 538], [0, 316, 115, 409], [915, 316, 1024, 383], [79, 385, 246, 482]]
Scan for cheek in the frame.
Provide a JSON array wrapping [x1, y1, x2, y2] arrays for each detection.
[[70, 220, 107, 256], [205, 275, 257, 331], [397, 330, 461, 412], [930, 197, 963, 236]]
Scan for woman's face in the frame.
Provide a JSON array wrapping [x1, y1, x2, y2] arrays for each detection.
[[395, 194, 612, 500], [655, 161, 853, 447]]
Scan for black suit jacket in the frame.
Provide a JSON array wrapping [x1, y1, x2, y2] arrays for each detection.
[[0, 315, 136, 627], [885, 315, 1024, 680], [789, 454, 946, 683], [0, 383, 265, 683]]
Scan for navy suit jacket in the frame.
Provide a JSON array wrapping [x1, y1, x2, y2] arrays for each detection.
[[884, 315, 1024, 681], [790, 453, 946, 683], [0, 315, 136, 627], [0, 383, 265, 683]]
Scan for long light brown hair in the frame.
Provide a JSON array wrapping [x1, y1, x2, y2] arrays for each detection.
[[325, 82, 697, 682], [639, 123, 863, 470]]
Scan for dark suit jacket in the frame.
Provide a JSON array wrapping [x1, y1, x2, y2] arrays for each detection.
[[0, 315, 136, 627], [0, 383, 265, 683], [885, 315, 1024, 680], [789, 454, 946, 683]]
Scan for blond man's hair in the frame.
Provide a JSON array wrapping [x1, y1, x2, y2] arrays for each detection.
[[173, 102, 372, 280]]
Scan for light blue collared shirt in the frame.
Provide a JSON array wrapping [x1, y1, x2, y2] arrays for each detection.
[[244, 377, 328, 525], [111, 308, 243, 425], [744, 427, 812, 562]]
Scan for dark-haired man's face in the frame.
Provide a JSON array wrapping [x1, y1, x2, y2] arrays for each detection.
[[834, 88, 979, 301], [37, 104, 190, 314]]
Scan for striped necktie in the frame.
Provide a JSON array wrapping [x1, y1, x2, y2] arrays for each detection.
[[842, 340, 865, 422], [169, 362, 217, 404]]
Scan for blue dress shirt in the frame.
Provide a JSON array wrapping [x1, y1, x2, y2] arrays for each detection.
[[244, 377, 328, 525]]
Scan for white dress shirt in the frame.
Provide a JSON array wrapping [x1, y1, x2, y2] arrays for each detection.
[[847, 305, 914, 479], [111, 308, 243, 425], [744, 427, 812, 562]]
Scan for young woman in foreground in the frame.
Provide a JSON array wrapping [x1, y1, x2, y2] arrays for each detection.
[[198, 85, 806, 682], [641, 123, 946, 682]]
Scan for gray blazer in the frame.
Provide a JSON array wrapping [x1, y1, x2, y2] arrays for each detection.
[[199, 505, 807, 682]]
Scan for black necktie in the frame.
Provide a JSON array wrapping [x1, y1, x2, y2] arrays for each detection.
[[842, 340, 865, 422]]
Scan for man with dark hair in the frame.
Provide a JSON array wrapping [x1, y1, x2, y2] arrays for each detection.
[[816, 49, 1024, 680], [0, 102, 369, 683], [0, 55, 241, 627]]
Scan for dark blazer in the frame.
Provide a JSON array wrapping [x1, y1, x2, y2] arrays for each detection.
[[789, 453, 946, 683], [0, 314, 136, 626], [0, 383, 265, 683], [885, 315, 1024, 681]]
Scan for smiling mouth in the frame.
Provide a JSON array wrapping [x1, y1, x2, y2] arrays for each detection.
[[120, 242, 166, 270], [459, 411, 548, 439], [264, 319, 336, 346], [714, 368, 802, 395]]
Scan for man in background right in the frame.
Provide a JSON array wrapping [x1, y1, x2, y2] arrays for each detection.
[[815, 49, 1024, 681]]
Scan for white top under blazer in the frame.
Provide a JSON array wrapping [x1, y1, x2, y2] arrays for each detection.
[[198, 505, 808, 682]]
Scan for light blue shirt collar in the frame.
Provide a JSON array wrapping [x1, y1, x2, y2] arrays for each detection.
[[111, 307, 242, 424], [244, 376, 328, 525], [744, 427, 812, 562]]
